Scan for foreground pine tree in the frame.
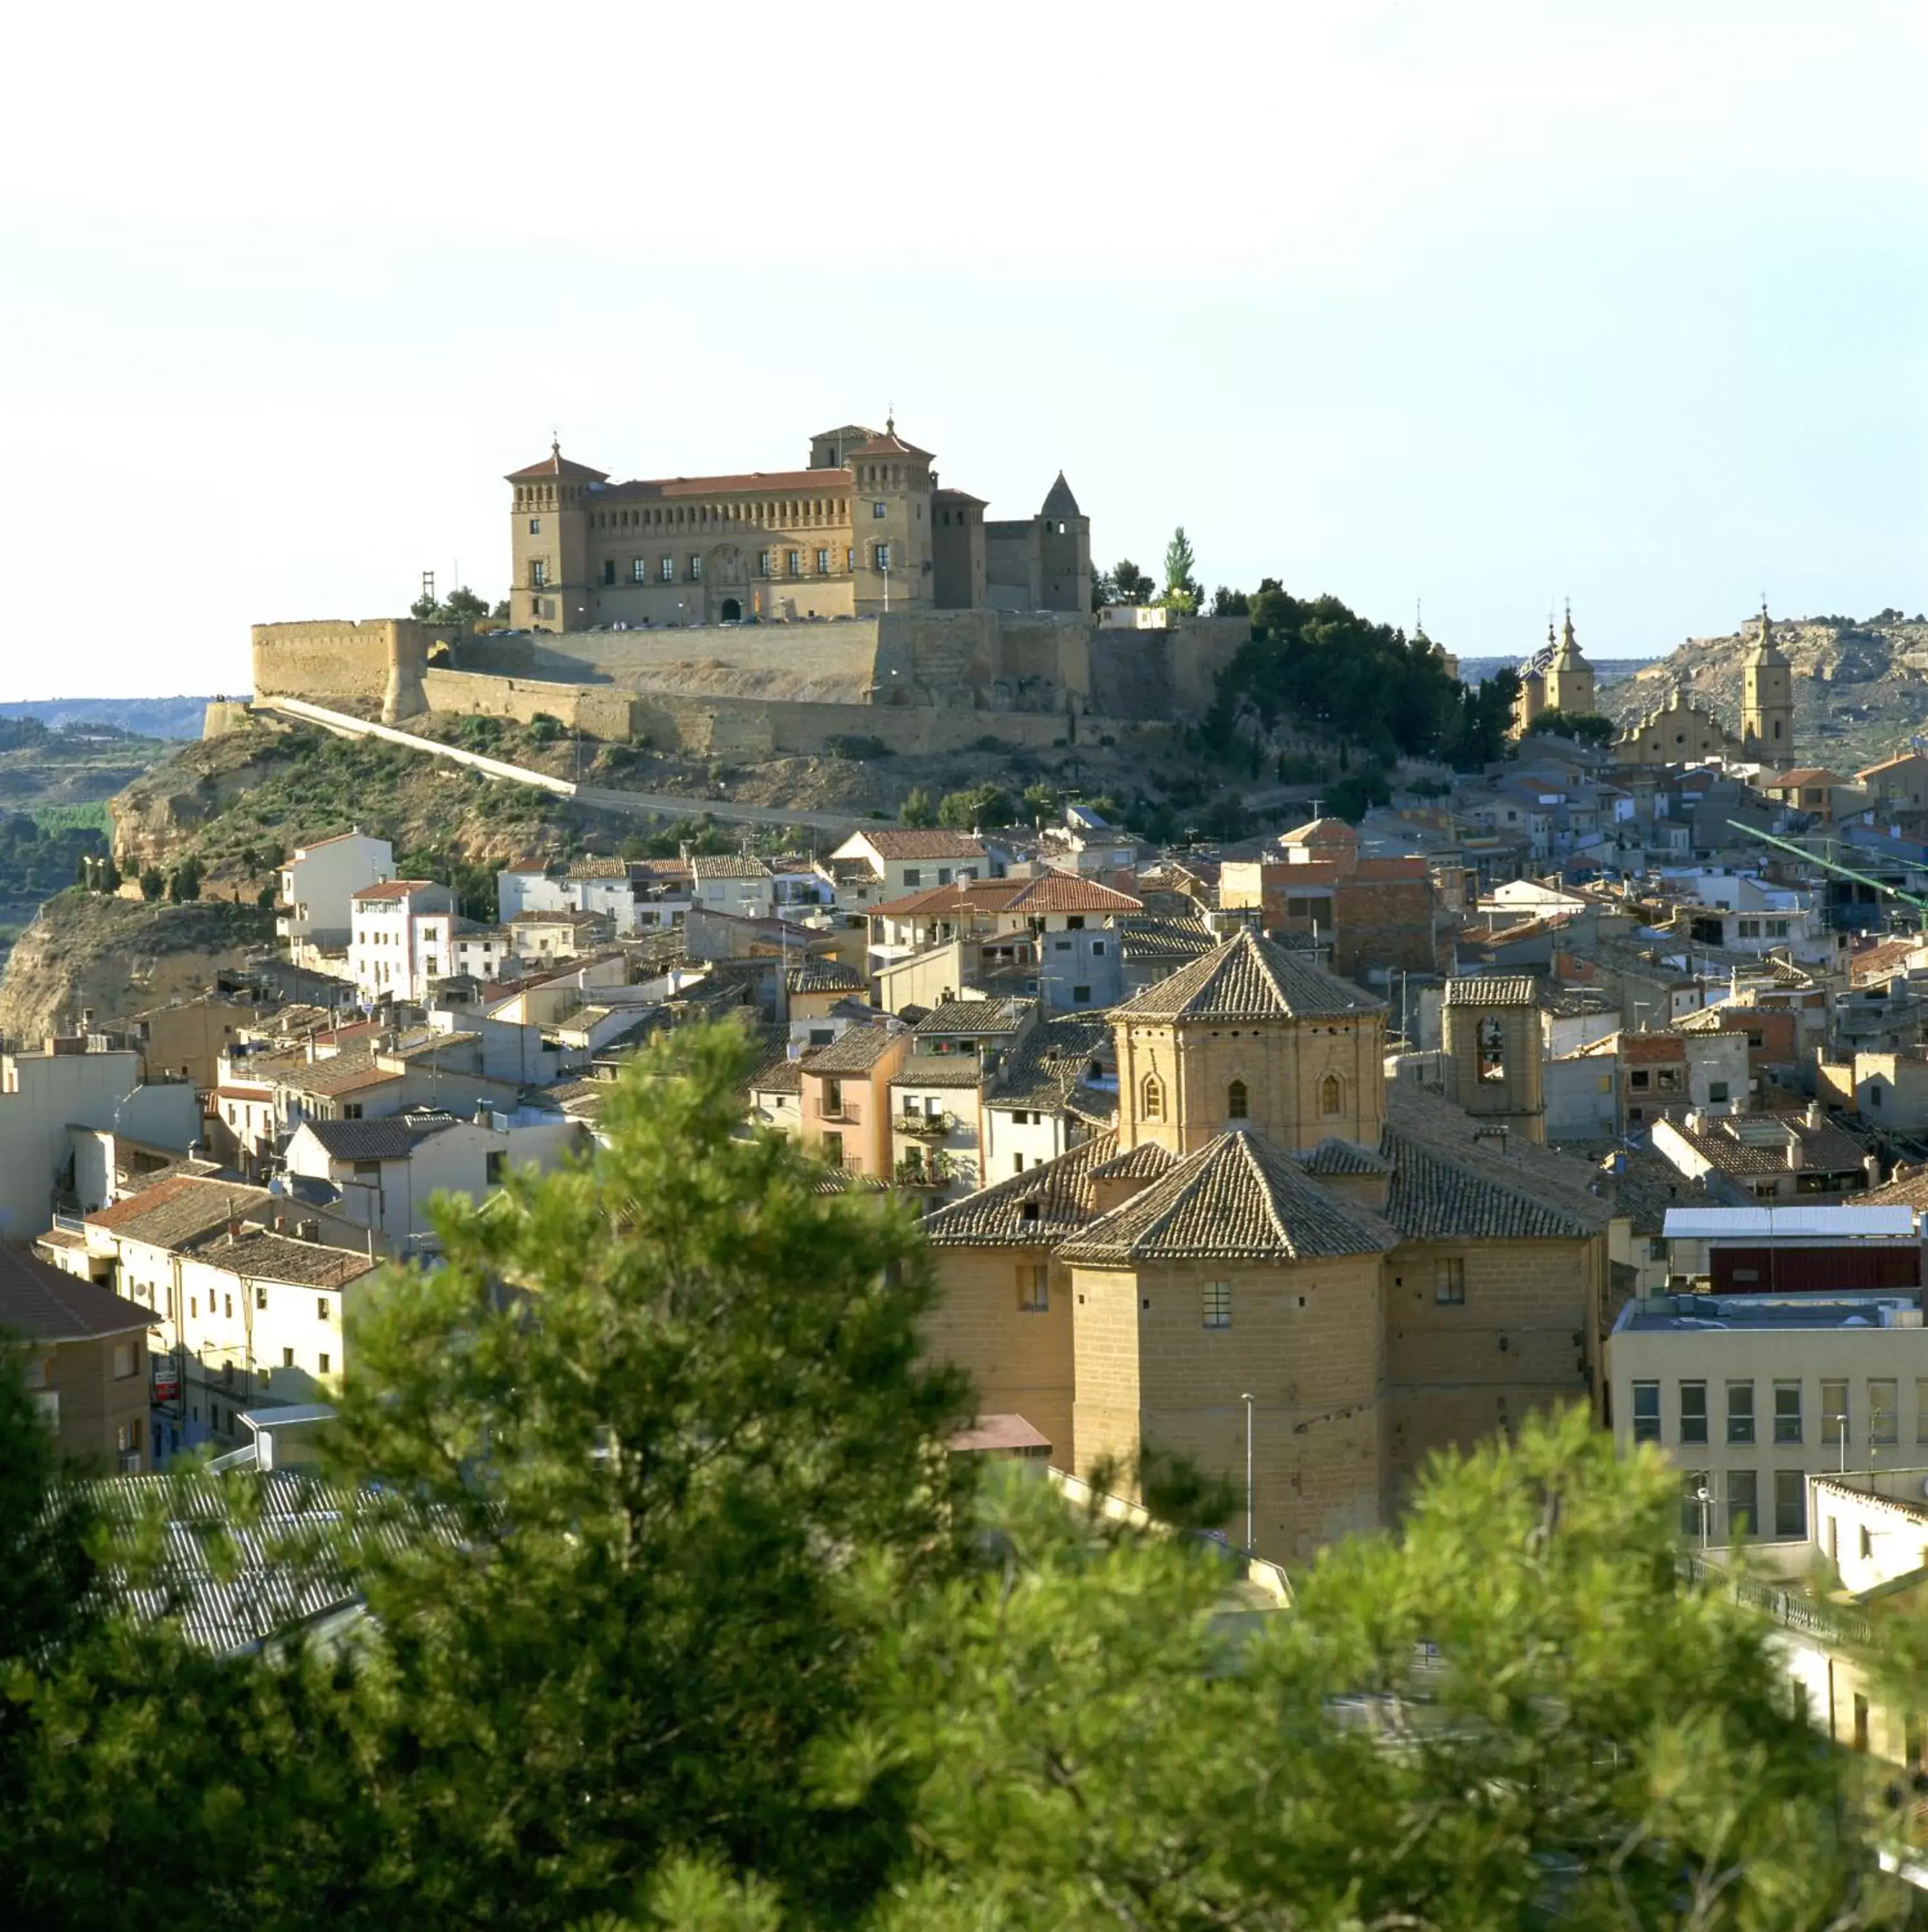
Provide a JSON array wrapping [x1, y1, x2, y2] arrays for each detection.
[[0, 1024, 1913, 1927]]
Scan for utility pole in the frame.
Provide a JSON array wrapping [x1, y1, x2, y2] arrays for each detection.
[[1242, 1391, 1255, 1555]]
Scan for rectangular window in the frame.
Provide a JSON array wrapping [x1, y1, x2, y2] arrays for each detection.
[[846, 545, 855, 571], [1708, 1081, 1730, 1103], [1726, 1379, 1755, 1444], [283, 1347, 294, 1368], [816, 547, 830, 574], [659, 556, 674, 582], [602, 558, 616, 585], [1679, 1380, 1709, 1446], [822, 1131, 843, 1169], [1871, 1378, 1899, 1446], [872, 500, 887, 518], [688, 555, 703, 582], [1727, 1468, 1757, 1540], [1774, 1468, 1806, 1539], [1822, 1378, 1849, 1448], [1072, 985, 1092, 1004], [112, 1341, 137, 1379], [903, 869, 921, 888], [1017, 1264, 1048, 1313], [786, 550, 800, 576], [528, 517, 541, 535], [1917, 1378, 1928, 1444], [632, 557, 647, 582], [1773, 1379, 1803, 1444], [874, 542, 892, 571], [319, 1353, 331, 1376], [531, 560, 547, 588], [317, 1296, 330, 1322], [1631, 1380, 1661, 1443], [1435, 1258, 1466, 1305], [486, 1151, 507, 1185], [1202, 1280, 1233, 1329], [757, 551, 770, 576]]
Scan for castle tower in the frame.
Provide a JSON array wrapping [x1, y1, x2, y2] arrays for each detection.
[[1440, 977, 1545, 1145], [1543, 603, 1595, 716], [506, 440, 607, 632], [847, 420, 937, 615], [1110, 928, 1387, 1159], [1741, 600, 1793, 763], [1037, 472, 1093, 614]]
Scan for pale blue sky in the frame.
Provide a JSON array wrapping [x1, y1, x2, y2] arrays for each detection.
[[3, 1, 1922, 698]]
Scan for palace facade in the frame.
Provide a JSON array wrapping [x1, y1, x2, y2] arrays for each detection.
[[506, 421, 1092, 632]]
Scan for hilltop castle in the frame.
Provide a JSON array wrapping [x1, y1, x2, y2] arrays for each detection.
[[249, 421, 1245, 759], [507, 421, 1091, 629]]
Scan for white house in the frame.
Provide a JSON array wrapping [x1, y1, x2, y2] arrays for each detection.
[[829, 829, 990, 902], [283, 1106, 586, 1245], [278, 831, 395, 958], [348, 880, 458, 1004], [688, 855, 776, 920]]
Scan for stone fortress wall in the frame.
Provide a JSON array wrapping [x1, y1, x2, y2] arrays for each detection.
[[248, 609, 1246, 757]]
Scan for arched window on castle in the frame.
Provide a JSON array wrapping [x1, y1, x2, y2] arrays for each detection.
[[1140, 1073, 1165, 1121], [1477, 1017, 1507, 1084], [1319, 1073, 1344, 1118], [1227, 1080, 1249, 1121]]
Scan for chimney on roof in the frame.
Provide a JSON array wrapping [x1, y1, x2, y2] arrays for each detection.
[[1806, 1100, 1824, 1128], [226, 1218, 241, 1244], [1866, 1152, 1883, 1189], [1786, 1131, 1804, 1171]]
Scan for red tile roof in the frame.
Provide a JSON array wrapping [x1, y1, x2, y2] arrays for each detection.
[[605, 469, 851, 500], [506, 446, 609, 484], [351, 880, 438, 902], [848, 427, 934, 461], [840, 829, 988, 862]]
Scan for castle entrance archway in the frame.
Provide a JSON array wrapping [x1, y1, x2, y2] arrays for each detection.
[[719, 597, 742, 623]]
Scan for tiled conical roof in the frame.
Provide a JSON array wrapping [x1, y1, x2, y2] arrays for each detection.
[[1113, 927, 1382, 1023], [1041, 471, 1081, 518], [1059, 1130, 1396, 1264]]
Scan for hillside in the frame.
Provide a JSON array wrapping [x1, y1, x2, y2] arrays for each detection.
[[0, 695, 216, 740], [0, 891, 275, 1048], [1598, 610, 1928, 772]]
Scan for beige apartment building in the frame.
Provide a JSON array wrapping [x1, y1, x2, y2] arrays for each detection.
[[506, 422, 1092, 630], [1607, 1290, 1928, 1545]]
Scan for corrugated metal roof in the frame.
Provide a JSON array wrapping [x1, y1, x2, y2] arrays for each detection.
[[1661, 1206, 1918, 1240]]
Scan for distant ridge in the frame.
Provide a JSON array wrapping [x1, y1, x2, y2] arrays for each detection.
[[0, 696, 216, 740]]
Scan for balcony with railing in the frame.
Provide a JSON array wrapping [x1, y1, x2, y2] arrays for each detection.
[[894, 1151, 954, 1191], [897, 1110, 953, 1140]]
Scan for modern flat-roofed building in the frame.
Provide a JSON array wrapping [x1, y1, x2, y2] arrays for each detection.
[[1608, 1289, 1928, 1545]]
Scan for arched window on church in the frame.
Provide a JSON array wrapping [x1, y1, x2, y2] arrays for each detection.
[[1319, 1073, 1343, 1118], [1227, 1080, 1249, 1120], [1478, 1016, 1507, 1084], [1141, 1073, 1165, 1121]]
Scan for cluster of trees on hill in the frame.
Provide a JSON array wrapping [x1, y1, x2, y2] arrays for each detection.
[[1205, 583, 1519, 773], [0, 1026, 1914, 1928], [0, 811, 107, 904]]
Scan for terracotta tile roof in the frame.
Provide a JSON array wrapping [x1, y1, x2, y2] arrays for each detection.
[[912, 998, 1031, 1039], [840, 829, 988, 862], [891, 1061, 987, 1090], [88, 1175, 274, 1249], [351, 880, 439, 902], [506, 447, 609, 483], [987, 1012, 1112, 1111], [1059, 1130, 1397, 1265], [1279, 817, 1359, 847], [296, 1115, 455, 1160], [1665, 1113, 1869, 1178], [1114, 929, 1383, 1023], [1300, 1137, 1394, 1177], [566, 856, 630, 879], [285, 1058, 404, 1098], [689, 855, 773, 880], [1379, 1084, 1612, 1240], [605, 468, 851, 499], [848, 427, 934, 460], [802, 1023, 903, 1074], [923, 1131, 1157, 1247], [0, 1247, 150, 1341], [1442, 976, 1538, 1009], [786, 959, 865, 995], [1007, 872, 1140, 914], [872, 879, 1025, 920], [201, 1232, 379, 1288], [1119, 915, 1219, 965]]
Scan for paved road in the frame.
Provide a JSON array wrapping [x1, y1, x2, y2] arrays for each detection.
[[571, 784, 861, 835]]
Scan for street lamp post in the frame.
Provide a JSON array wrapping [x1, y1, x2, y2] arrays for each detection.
[[1242, 1391, 1255, 1555]]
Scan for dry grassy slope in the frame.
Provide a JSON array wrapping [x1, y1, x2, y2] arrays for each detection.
[[0, 892, 275, 1047], [1599, 616, 1928, 772]]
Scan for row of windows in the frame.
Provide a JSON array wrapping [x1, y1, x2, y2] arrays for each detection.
[[1632, 1376, 1915, 1447], [1138, 1073, 1347, 1122], [561, 544, 900, 593], [1678, 1467, 1809, 1540]]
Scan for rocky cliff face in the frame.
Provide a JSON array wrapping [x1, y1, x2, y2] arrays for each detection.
[[0, 893, 274, 1048], [108, 724, 299, 876], [1600, 613, 1928, 771]]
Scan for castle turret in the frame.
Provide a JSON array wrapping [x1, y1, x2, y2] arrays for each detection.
[[1038, 472, 1093, 614], [506, 440, 607, 632], [1741, 600, 1793, 762], [847, 420, 936, 614], [1544, 601, 1595, 717]]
